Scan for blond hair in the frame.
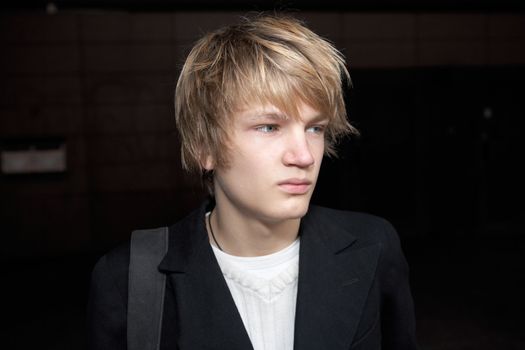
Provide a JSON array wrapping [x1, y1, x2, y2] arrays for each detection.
[[175, 13, 358, 175]]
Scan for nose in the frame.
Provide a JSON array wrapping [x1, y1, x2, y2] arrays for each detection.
[[282, 131, 315, 168]]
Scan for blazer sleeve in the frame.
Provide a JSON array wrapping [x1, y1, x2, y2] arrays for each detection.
[[377, 220, 419, 350], [87, 243, 130, 350]]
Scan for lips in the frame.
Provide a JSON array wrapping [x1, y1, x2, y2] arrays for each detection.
[[278, 178, 312, 194]]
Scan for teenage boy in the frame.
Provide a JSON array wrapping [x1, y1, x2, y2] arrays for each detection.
[[88, 14, 419, 350]]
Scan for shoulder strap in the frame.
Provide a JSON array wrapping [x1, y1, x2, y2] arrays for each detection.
[[127, 227, 169, 350]]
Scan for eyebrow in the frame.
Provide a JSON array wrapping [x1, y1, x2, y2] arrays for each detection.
[[248, 112, 328, 123], [248, 112, 289, 121], [308, 114, 330, 124]]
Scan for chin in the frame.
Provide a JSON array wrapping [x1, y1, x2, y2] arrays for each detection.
[[272, 196, 311, 220]]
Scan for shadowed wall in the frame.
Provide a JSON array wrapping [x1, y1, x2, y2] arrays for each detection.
[[1, 11, 524, 257]]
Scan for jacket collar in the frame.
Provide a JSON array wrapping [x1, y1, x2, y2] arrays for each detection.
[[158, 199, 212, 273], [158, 201, 381, 350], [158, 200, 360, 273]]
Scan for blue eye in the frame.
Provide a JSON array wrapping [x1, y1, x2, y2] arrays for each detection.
[[307, 125, 326, 134], [256, 125, 279, 133]]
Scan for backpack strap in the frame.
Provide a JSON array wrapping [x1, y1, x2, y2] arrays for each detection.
[[127, 227, 169, 350]]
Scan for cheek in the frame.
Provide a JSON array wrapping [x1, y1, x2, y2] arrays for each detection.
[[312, 140, 325, 162], [220, 151, 269, 189], [236, 141, 277, 168], [316, 140, 325, 155]]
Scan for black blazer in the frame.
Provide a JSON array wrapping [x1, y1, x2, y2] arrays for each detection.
[[88, 201, 419, 350]]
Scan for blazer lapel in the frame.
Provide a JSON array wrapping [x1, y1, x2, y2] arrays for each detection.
[[158, 203, 253, 350], [293, 206, 381, 350]]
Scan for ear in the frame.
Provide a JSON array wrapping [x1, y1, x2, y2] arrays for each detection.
[[202, 154, 215, 171]]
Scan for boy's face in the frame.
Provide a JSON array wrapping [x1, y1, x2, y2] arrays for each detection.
[[210, 101, 326, 223]]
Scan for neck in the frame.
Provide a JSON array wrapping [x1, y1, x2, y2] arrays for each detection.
[[208, 199, 301, 257]]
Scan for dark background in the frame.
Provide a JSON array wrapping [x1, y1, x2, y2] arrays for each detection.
[[1, 1, 524, 349]]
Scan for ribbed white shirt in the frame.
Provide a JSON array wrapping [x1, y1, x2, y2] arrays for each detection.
[[211, 238, 300, 350]]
